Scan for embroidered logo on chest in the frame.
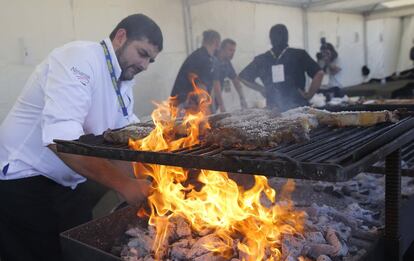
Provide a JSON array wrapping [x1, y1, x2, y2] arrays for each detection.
[[70, 66, 90, 86]]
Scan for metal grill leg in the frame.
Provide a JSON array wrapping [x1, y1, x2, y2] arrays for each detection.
[[385, 149, 402, 261]]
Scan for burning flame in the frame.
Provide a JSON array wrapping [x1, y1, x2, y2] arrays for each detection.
[[129, 74, 305, 260]]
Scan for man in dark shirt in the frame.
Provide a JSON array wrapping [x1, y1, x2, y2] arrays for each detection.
[[212, 39, 247, 113], [171, 30, 221, 109], [239, 24, 324, 111]]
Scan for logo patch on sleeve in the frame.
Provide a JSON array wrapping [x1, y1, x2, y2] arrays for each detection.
[[70, 66, 90, 86]]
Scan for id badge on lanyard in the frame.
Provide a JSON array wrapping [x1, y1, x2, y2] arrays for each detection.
[[271, 48, 288, 84], [100, 41, 129, 118], [272, 65, 285, 83]]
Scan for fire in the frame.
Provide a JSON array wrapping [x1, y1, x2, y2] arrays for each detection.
[[129, 74, 305, 260]]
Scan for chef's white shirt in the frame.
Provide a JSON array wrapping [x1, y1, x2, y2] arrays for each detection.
[[0, 38, 139, 189]]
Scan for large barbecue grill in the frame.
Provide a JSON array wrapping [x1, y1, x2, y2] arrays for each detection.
[[56, 112, 414, 261]]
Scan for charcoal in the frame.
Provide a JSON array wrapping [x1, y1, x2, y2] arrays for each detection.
[[186, 234, 227, 259], [305, 232, 326, 244], [282, 234, 305, 259], [170, 216, 192, 239], [316, 255, 332, 261], [169, 239, 192, 260], [193, 252, 227, 261], [307, 243, 337, 258], [325, 228, 347, 257]]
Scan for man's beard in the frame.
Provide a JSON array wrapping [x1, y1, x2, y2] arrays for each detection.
[[116, 42, 143, 81]]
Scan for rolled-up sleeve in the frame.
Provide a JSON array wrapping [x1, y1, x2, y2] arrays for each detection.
[[302, 50, 321, 78], [239, 56, 261, 83], [41, 48, 95, 146]]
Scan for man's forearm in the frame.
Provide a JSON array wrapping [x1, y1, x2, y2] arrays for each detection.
[[48, 144, 132, 192], [239, 78, 266, 98], [212, 80, 226, 112], [232, 77, 245, 100], [307, 70, 324, 97]]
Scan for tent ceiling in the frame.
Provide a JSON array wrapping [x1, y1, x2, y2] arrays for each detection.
[[307, 0, 414, 13], [189, 0, 414, 14]]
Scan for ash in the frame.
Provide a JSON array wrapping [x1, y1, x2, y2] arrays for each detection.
[[118, 173, 414, 261]]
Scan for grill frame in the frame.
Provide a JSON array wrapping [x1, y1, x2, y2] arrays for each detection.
[[60, 206, 144, 261]]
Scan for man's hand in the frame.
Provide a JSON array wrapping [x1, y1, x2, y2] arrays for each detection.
[[120, 178, 152, 207], [299, 89, 314, 100], [239, 78, 266, 98], [48, 144, 152, 207]]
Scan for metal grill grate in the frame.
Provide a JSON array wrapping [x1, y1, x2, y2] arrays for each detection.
[[55, 116, 414, 182]]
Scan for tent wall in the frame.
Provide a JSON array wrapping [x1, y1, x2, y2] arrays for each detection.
[[0, 0, 186, 121], [307, 12, 365, 87], [397, 15, 414, 73], [366, 17, 402, 79]]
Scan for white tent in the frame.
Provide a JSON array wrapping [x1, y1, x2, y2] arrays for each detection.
[[0, 0, 414, 118]]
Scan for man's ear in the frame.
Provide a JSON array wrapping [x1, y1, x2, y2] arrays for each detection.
[[112, 28, 128, 50]]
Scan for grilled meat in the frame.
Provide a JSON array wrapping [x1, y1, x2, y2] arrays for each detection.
[[103, 107, 398, 149]]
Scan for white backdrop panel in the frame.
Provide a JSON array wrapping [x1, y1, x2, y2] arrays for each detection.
[[307, 12, 364, 87], [397, 15, 414, 73], [367, 18, 401, 79]]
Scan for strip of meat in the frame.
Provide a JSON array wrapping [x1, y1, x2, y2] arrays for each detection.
[[284, 107, 398, 127], [203, 107, 397, 149], [103, 122, 154, 144]]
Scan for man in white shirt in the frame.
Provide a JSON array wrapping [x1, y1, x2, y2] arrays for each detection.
[[0, 14, 162, 261]]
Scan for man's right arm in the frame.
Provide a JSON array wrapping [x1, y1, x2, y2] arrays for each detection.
[[48, 145, 150, 206], [239, 78, 266, 98], [239, 57, 266, 98], [212, 80, 226, 112]]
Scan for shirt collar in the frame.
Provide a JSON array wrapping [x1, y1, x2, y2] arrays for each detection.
[[103, 38, 122, 80]]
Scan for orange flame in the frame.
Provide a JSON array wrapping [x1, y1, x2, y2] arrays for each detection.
[[129, 74, 305, 260]]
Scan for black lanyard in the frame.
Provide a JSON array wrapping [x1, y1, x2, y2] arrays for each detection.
[[100, 40, 128, 117]]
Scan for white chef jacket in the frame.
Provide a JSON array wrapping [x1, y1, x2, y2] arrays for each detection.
[[0, 38, 139, 189]]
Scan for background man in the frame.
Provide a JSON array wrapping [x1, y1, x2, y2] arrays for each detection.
[[211, 38, 247, 113], [170, 30, 221, 111], [239, 24, 324, 111]]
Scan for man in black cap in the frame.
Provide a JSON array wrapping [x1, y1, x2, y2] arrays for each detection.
[[239, 24, 324, 111]]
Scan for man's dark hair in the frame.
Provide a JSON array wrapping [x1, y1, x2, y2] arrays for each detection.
[[269, 24, 289, 49], [202, 30, 221, 45], [110, 14, 163, 51], [220, 38, 236, 49]]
